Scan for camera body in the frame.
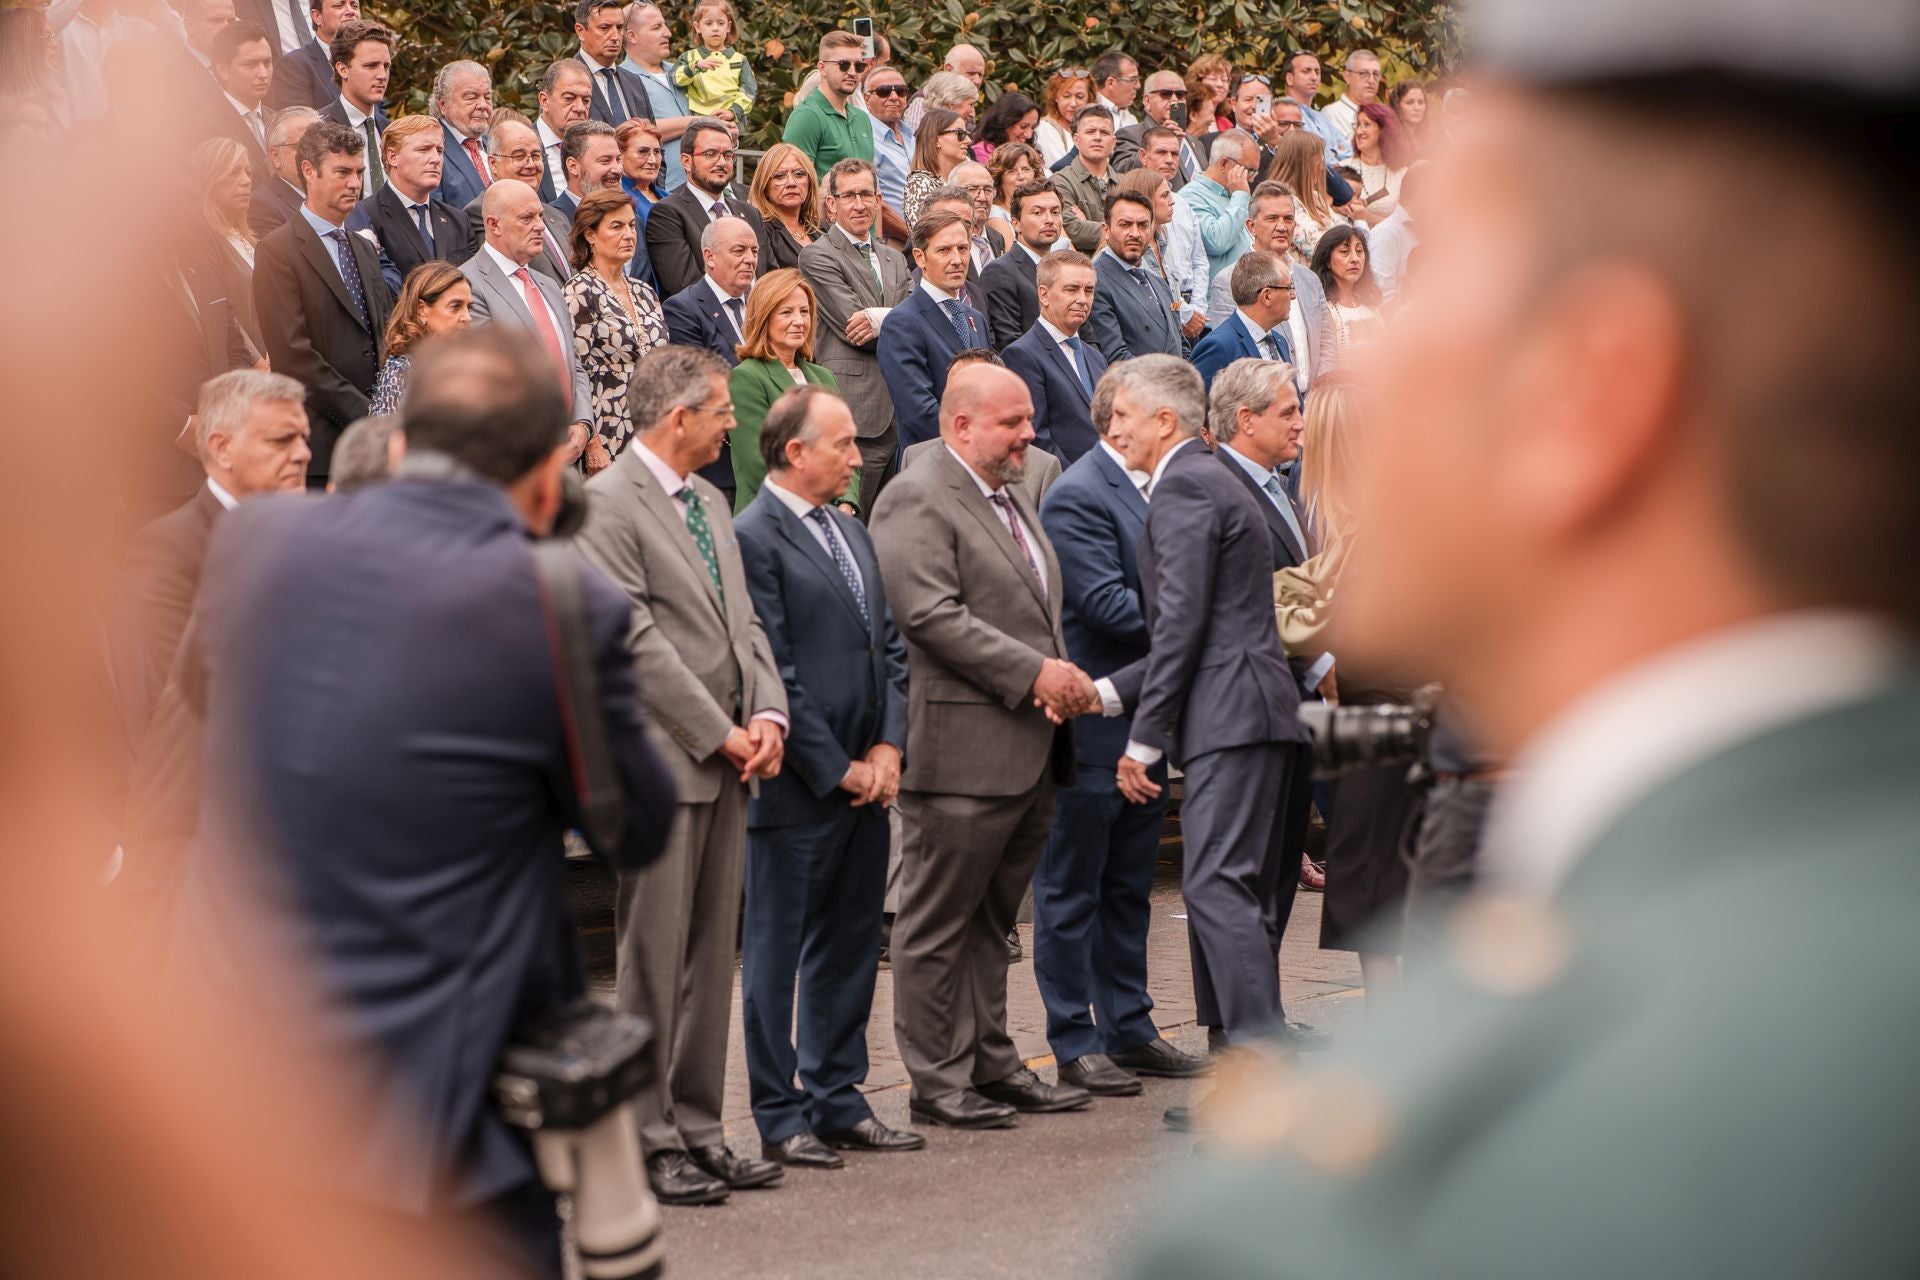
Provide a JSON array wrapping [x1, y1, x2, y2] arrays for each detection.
[[1298, 684, 1442, 777]]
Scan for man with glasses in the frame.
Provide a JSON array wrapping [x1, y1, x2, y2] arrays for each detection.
[[1115, 70, 1200, 185], [1188, 248, 1297, 389], [863, 64, 914, 242], [1206, 181, 1331, 394], [463, 114, 575, 282], [784, 30, 876, 179], [1091, 50, 1141, 131], [1321, 48, 1383, 148], [1281, 49, 1349, 161], [645, 115, 773, 297]]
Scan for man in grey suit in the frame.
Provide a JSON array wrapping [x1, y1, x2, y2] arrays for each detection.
[[573, 345, 789, 1206], [796, 158, 912, 511], [869, 363, 1100, 1129], [1084, 190, 1185, 363], [1096, 355, 1311, 1057], [459, 181, 592, 459], [1206, 183, 1335, 392]]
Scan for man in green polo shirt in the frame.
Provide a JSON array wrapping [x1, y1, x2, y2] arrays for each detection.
[[783, 29, 875, 179]]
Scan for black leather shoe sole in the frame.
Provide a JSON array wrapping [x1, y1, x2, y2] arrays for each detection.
[[908, 1098, 1019, 1130]]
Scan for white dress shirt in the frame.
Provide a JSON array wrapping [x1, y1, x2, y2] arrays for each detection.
[[1095, 91, 1139, 132], [1481, 612, 1907, 895], [763, 477, 864, 583], [943, 443, 1047, 594], [1367, 204, 1420, 302], [225, 91, 267, 147], [703, 275, 747, 339], [337, 96, 380, 195], [1321, 94, 1362, 146], [537, 117, 566, 190], [1036, 315, 1089, 374], [262, 0, 307, 55], [206, 477, 239, 510], [483, 242, 572, 341], [1098, 439, 1150, 492]]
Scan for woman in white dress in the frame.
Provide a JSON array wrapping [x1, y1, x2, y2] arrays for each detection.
[[1309, 223, 1384, 368]]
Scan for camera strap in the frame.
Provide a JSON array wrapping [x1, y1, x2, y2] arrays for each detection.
[[529, 541, 627, 854]]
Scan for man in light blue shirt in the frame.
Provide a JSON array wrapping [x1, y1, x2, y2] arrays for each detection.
[[1282, 50, 1350, 162], [620, 1, 693, 189], [1175, 129, 1257, 280], [864, 63, 914, 225]]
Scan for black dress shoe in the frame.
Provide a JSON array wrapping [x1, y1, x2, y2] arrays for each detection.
[[645, 1150, 730, 1206], [688, 1144, 784, 1190], [978, 1067, 1092, 1113], [1058, 1053, 1144, 1096], [762, 1131, 844, 1169], [1111, 1038, 1212, 1078], [909, 1089, 1019, 1130], [1162, 1105, 1191, 1132], [819, 1117, 926, 1152], [1006, 928, 1023, 962], [1279, 1019, 1334, 1051], [1206, 1026, 1229, 1055]]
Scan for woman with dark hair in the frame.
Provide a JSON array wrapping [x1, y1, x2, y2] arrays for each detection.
[[1351, 102, 1412, 222], [1310, 223, 1382, 365], [1033, 68, 1091, 168], [370, 264, 474, 414], [985, 141, 1046, 249], [565, 187, 667, 469], [1387, 79, 1429, 148], [903, 107, 973, 224], [971, 90, 1038, 163]]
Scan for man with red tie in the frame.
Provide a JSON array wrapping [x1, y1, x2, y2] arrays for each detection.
[[431, 59, 495, 208]]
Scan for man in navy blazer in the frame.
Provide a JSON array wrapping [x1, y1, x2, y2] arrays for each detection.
[[164, 332, 677, 1272], [661, 216, 758, 500], [978, 181, 1061, 349], [1033, 380, 1211, 1098], [344, 116, 476, 295], [879, 210, 991, 449], [265, 0, 349, 111], [430, 60, 497, 209], [733, 388, 922, 1168], [1083, 191, 1185, 362], [1001, 250, 1107, 464], [1188, 249, 1296, 389]]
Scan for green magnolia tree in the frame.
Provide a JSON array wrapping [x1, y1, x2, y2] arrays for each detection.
[[372, 0, 1458, 148]]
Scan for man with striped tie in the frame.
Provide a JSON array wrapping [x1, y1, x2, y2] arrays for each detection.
[[878, 210, 992, 448]]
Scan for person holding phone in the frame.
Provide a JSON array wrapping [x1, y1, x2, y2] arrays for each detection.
[[1175, 127, 1258, 280]]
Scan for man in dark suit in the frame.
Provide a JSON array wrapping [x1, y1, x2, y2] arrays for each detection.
[[1189, 249, 1294, 389], [166, 331, 676, 1276], [645, 117, 773, 298], [1097, 355, 1311, 1057], [573, 0, 655, 128], [252, 121, 393, 485], [733, 388, 923, 1168], [430, 59, 495, 208], [208, 22, 275, 179], [316, 20, 392, 198], [266, 0, 354, 109], [549, 118, 622, 220], [915, 188, 991, 313], [877, 211, 989, 449], [345, 114, 475, 295], [869, 362, 1096, 1129], [1085, 190, 1185, 362], [661, 215, 758, 503], [533, 60, 595, 204], [248, 105, 320, 238], [1034, 377, 1211, 1098], [464, 117, 574, 283], [1002, 250, 1108, 465], [978, 180, 1060, 350]]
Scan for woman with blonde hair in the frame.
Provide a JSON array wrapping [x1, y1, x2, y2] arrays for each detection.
[[1183, 53, 1234, 137], [187, 136, 266, 360], [747, 141, 821, 270], [369, 263, 474, 414], [1267, 130, 1345, 262], [725, 268, 858, 513]]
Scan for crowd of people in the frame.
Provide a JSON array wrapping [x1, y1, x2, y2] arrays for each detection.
[[23, 0, 1477, 1272]]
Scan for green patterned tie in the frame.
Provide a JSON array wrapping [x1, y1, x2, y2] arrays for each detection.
[[682, 489, 725, 601]]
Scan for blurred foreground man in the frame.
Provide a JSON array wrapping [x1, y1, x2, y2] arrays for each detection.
[[165, 331, 676, 1277], [1132, 3, 1920, 1277]]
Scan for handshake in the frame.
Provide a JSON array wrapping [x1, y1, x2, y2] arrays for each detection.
[[1031, 657, 1105, 725]]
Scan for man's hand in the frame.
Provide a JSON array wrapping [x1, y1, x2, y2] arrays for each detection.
[[1223, 161, 1252, 194], [743, 718, 784, 779], [863, 743, 902, 807], [1245, 112, 1281, 146], [563, 422, 589, 465], [845, 311, 877, 344], [717, 725, 756, 777], [584, 434, 614, 476], [1032, 658, 1100, 723], [1117, 756, 1163, 804], [1181, 310, 1207, 340], [839, 760, 877, 804]]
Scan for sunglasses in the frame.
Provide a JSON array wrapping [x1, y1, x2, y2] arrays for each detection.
[[1235, 74, 1272, 88], [1147, 88, 1188, 100], [823, 58, 870, 73], [1058, 67, 1090, 79], [866, 82, 907, 97]]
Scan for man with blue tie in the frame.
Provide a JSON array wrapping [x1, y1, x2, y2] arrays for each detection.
[[877, 210, 990, 448], [1035, 377, 1213, 1098], [733, 387, 924, 1169], [1083, 190, 1185, 363], [1189, 249, 1295, 389], [1002, 251, 1108, 465]]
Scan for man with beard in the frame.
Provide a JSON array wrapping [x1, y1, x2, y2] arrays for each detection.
[[1084, 189, 1184, 361]]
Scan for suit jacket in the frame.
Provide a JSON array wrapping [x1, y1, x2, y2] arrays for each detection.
[[979, 245, 1040, 351], [1051, 158, 1113, 254], [643, 183, 773, 299], [1107, 440, 1307, 763], [248, 175, 306, 240], [463, 194, 574, 284], [734, 490, 908, 825], [1206, 262, 1336, 386], [877, 286, 989, 449], [1085, 249, 1184, 362], [659, 279, 747, 492], [318, 97, 389, 136], [797, 228, 912, 440], [433, 119, 490, 209], [573, 446, 787, 803], [1038, 446, 1149, 769], [728, 358, 849, 513], [210, 96, 270, 180], [1216, 444, 1326, 694], [266, 36, 334, 111], [142, 258, 251, 508], [187, 224, 264, 361], [169, 478, 675, 1211], [869, 444, 1074, 796], [1002, 322, 1108, 465], [1189, 310, 1274, 389], [458, 247, 594, 427], [1113, 123, 1196, 188], [901, 437, 1059, 508], [123, 484, 223, 700], [580, 58, 656, 129], [345, 184, 476, 297], [252, 214, 393, 479]]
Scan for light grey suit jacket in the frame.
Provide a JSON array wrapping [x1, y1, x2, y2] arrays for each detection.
[[870, 444, 1074, 797], [901, 436, 1060, 508], [796, 228, 913, 440], [1207, 259, 1336, 385], [573, 444, 786, 803], [458, 246, 595, 426]]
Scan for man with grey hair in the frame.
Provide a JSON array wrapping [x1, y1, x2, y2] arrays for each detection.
[[1207, 182, 1332, 392], [431, 59, 494, 206], [1190, 248, 1296, 388], [575, 343, 789, 1206], [1092, 353, 1314, 1111], [1177, 127, 1258, 279], [1320, 48, 1382, 147], [249, 105, 324, 237], [326, 412, 402, 492], [661, 217, 760, 506]]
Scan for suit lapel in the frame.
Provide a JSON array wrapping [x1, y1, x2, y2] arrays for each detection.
[[769, 498, 867, 631], [1222, 448, 1306, 565], [832, 233, 882, 307], [937, 449, 1049, 613], [1092, 445, 1148, 525], [625, 452, 727, 617], [477, 251, 539, 327], [294, 217, 366, 327], [380, 188, 432, 262], [1040, 332, 1094, 406]]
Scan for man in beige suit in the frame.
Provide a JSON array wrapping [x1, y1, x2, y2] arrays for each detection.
[[574, 345, 789, 1206], [869, 363, 1101, 1129]]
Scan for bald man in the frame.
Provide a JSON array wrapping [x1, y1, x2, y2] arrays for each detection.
[[869, 362, 1099, 1128]]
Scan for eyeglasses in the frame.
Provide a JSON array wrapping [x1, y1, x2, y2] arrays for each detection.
[[1058, 67, 1090, 79], [690, 401, 736, 421], [493, 148, 539, 163], [962, 182, 994, 196], [866, 82, 907, 97], [768, 168, 809, 183], [831, 188, 878, 202], [693, 147, 738, 162], [628, 146, 663, 159], [823, 58, 870, 73], [1110, 73, 1140, 84], [1348, 68, 1383, 80], [1261, 283, 1296, 295]]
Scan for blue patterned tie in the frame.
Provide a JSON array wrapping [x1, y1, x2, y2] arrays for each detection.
[[1263, 473, 1309, 560], [938, 297, 973, 349], [806, 507, 868, 626], [1263, 328, 1292, 364], [326, 229, 370, 328], [411, 201, 434, 253], [1064, 334, 1094, 397]]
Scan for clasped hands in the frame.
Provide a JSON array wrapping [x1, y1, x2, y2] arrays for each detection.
[[719, 719, 784, 784], [839, 743, 902, 808], [1032, 657, 1102, 725]]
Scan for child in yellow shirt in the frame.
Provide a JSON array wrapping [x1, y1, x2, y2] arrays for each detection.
[[674, 0, 755, 122]]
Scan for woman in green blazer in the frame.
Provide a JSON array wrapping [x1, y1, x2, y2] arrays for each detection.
[[728, 268, 862, 514]]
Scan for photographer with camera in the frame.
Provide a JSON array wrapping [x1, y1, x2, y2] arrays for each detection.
[[164, 328, 677, 1277]]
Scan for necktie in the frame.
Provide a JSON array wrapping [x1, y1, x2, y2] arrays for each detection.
[[682, 489, 725, 600], [325, 229, 370, 328], [1128, 265, 1153, 294], [806, 507, 868, 625], [284, 0, 310, 41], [1063, 334, 1094, 397], [710, 198, 728, 221], [1263, 328, 1292, 363], [972, 235, 992, 270], [723, 296, 744, 336], [361, 118, 385, 192], [855, 240, 882, 291], [599, 67, 629, 123], [247, 109, 265, 147], [1263, 473, 1309, 559], [411, 202, 434, 252], [462, 136, 492, 186], [512, 266, 571, 390], [988, 492, 1042, 586], [938, 297, 973, 349]]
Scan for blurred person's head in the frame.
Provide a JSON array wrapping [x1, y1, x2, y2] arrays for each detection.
[[381, 261, 472, 358], [481, 179, 548, 264], [1103, 189, 1154, 264], [308, 0, 358, 43], [562, 118, 620, 197], [328, 20, 392, 112], [701, 215, 758, 295], [1268, 130, 1333, 220], [212, 22, 274, 110], [760, 387, 860, 505], [1104, 353, 1205, 474], [1009, 180, 1061, 252], [940, 362, 1034, 487], [1209, 356, 1303, 471], [431, 60, 493, 139], [1389, 79, 1428, 130], [381, 114, 444, 202], [569, 186, 638, 272], [1036, 249, 1095, 334], [180, 0, 237, 59], [1117, 168, 1173, 228], [912, 208, 972, 292], [191, 136, 256, 242], [1354, 101, 1411, 168], [296, 121, 366, 222], [628, 344, 732, 474], [196, 369, 312, 495], [1185, 53, 1233, 118], [267, 105, 321, 186], [327, 413, 403, 492], [487, 115, 543, 185], [823, 158, 879, 238]]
